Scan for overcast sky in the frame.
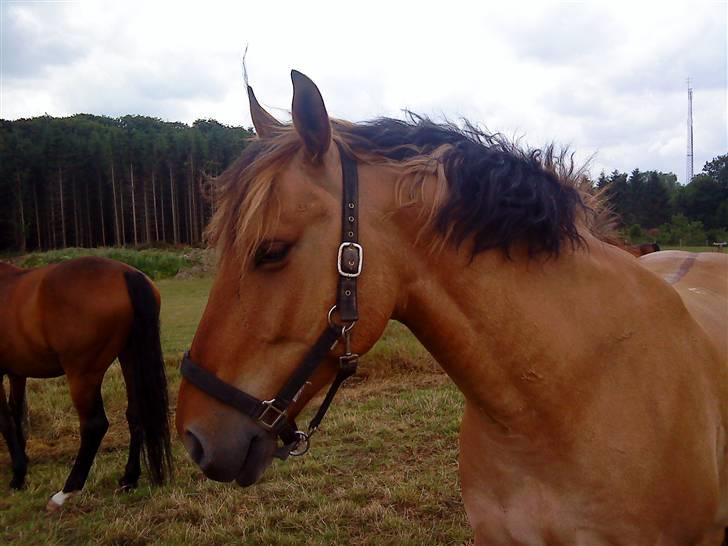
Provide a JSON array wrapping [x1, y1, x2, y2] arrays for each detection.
[[1, 0, 725, 182]]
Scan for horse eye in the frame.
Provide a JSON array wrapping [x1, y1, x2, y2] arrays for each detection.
[[254, 241, 292, 267]]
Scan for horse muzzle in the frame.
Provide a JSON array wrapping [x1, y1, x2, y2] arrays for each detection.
[[181, 415, 276, 486]]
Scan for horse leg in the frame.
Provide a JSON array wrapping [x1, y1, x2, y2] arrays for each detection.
[[47, 371, 109, 512], [0, 375, 27, 489], [117, 351, 142, 490], [9, 376, 28, 450]]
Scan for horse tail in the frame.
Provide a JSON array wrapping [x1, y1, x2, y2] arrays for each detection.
[[122, 270, 172, 485]]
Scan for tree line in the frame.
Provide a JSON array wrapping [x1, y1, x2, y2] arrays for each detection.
[[595, 154, 728, 245], [0, 114, 252, 252], [1, 113, 727, 252]]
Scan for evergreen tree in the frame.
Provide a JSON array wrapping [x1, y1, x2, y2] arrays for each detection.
[[0, 114, 252, 251], [641, 171, 671, 228]]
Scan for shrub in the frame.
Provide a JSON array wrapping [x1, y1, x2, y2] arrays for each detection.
[[20, 247, 200, 279], [705, 228, 728, 244], [628, 224, 643, 241], [657, 214, 707, 246]]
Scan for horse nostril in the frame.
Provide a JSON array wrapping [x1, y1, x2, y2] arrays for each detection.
[[183, 429, 204, 465]]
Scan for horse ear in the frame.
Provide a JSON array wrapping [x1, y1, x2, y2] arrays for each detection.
[[247, 85, 282, 138], [291, 70, 331, 160]]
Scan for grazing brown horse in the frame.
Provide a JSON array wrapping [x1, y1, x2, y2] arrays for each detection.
[[0, 257, 171, 510], [626, 241, 661, 257], [591, 231, 662, 258], [176, 71, 728, 545]]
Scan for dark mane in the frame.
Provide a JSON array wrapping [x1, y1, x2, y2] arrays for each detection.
[[337, 115, 588, 257], [208, 114, 599, 263]]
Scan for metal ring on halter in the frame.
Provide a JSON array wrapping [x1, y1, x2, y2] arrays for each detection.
[[327, 305, 356, 333], [289, 431, 310, 457]]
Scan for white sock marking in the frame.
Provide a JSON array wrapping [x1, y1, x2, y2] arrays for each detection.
[[50, 490, 73, 506]]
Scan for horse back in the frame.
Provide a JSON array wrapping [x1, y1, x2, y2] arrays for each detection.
[[0, 257, 157, 378], [639, 250, 728, 363]]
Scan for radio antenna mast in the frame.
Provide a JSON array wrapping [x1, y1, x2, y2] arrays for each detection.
[[686, 78, 694, 184]]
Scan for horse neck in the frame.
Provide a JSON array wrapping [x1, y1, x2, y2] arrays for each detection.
[[391, 232, 644, 434]]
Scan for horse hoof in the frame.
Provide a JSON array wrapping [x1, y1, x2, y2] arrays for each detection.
[[116, 480, 138, 492], [46, 490, 76, 513], [9, 478, 25, 490]]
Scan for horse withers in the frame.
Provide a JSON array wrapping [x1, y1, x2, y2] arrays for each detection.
[[0, 257, 172, 511], [176, 71, 727, 545]]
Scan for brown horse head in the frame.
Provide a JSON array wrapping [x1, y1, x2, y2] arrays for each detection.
[[176, 72, 401, 484]]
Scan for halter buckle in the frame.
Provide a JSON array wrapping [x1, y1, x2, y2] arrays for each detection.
[[339, 352, 359, 375], [258, 399, 287, 431], [337, 242, 363, 277], [289, 430, 311, 457]]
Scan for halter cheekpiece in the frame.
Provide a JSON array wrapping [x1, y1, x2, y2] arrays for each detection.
[[180, 142, 362, 459]]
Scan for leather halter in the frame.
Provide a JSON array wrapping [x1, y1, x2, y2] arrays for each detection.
[[180, 143, 362, 459]]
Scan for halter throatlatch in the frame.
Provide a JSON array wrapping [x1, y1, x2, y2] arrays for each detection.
[[180, 143, 362, 459]]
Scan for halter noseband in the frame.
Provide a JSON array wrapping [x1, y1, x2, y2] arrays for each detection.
[[180, 143, 362, 459]]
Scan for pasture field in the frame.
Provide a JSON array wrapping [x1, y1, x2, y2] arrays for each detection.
[[0, 276, 470, 545]]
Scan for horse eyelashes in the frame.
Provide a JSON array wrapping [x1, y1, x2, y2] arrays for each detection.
[[254, 241, 292, 267]]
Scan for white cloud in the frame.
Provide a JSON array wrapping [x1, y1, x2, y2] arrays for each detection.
[[1, 0, 725, 182]]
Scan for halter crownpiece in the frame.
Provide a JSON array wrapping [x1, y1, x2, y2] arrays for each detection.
[[180, 142, 362, 459]]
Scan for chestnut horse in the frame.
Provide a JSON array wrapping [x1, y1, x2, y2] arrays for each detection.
[[0, 257, 171, 511], [625, 241, 661, 257], [176, 72, 727, 545]]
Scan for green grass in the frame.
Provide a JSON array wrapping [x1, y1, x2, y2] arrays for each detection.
[[1, 380, 467, 545], [157, 277, 213, 358], [0, 277, 464, 545], [18, 247, 205, 280]]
